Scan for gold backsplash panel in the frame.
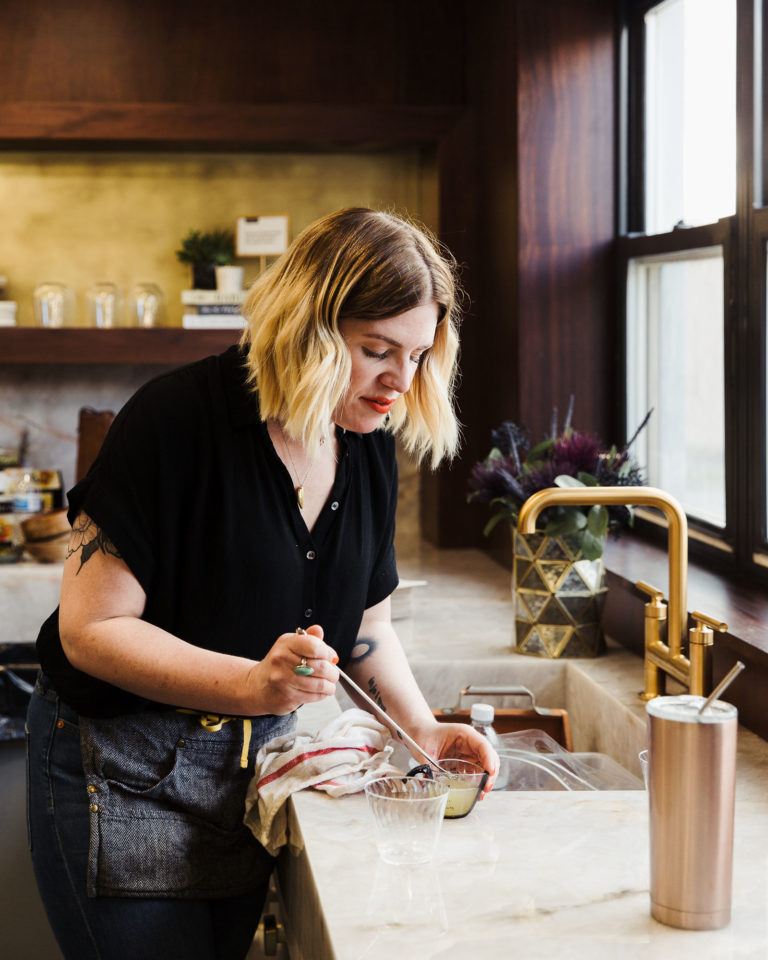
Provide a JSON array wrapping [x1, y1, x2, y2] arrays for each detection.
[[1, 149, 435, 544], [0, 150, 438, 326]]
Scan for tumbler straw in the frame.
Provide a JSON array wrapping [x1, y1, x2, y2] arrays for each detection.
[[698, 661, 745, 715]]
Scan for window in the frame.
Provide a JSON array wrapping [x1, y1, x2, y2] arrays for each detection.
[[620, 0, 767, 578], [644, 0, 736, 233], [627, 248, 726, 527]]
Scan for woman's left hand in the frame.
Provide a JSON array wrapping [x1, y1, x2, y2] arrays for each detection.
[[419, 722, 500, 798]]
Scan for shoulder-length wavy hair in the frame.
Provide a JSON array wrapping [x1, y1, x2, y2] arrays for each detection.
[[240, 207, 461, 468]]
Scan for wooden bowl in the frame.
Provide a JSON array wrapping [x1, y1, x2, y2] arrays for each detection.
[[20, 509, 70, 542], [24, 531, 69, 563], [21, 509, 70, 563]]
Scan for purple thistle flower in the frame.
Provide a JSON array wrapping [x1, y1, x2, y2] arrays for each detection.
[[467, 403, 650, 544], [550, 432, 602, 475], [468, 456, 527, 504]]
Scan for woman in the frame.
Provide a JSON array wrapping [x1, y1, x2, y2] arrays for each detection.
[[27, 207, 498, 960]]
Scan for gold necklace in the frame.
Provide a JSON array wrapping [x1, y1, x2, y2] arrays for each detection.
[[276, 421, 324, 510]]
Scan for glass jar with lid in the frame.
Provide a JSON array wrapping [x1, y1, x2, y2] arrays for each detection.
[[33, 283, 75, 328], [86, 282, 123, 328], [128, 282, 165, 327]]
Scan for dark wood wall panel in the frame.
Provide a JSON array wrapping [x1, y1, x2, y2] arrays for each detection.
[[420, 108, 481, 547], [424, 2, 520, 550], [515, 1, 616, 445], [423, 0, 616, 550], [0, 0, 467, 106]]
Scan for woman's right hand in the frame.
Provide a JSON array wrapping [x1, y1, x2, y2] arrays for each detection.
[[246, 624, 340, 716]]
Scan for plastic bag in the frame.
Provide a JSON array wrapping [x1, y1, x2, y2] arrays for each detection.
[[497, 729, 643, 791]]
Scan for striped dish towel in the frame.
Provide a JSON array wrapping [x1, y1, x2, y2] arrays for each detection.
[[243, 708, 402, 855]]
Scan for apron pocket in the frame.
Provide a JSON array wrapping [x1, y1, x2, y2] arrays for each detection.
[[79, 710, 295, 898]]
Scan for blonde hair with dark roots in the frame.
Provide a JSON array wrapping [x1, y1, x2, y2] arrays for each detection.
[[240, 207, 461, 468]]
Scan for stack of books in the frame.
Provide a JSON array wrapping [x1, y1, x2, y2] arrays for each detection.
[[181, 290, 246, 329], [0, 301, 18, 327]]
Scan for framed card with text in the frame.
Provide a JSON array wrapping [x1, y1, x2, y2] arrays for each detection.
[[236, 215, 290, 257]]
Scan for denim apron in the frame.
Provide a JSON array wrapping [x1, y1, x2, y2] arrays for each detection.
[[62, 678, 296, 899]]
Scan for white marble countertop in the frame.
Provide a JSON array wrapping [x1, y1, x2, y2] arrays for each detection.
[[282, 789, 768, 960], [5, 546, 768, 956], [279, 544, 768, 959]]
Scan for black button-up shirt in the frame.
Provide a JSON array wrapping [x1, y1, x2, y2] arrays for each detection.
[[37, 346, 399, 717]]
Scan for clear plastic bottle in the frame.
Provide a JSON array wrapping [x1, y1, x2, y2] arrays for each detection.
[[470, 702, 508, 790], [0, 499, 22, 562], [12, 470, 43, 519]]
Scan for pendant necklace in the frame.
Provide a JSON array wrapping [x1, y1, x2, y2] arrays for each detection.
[[276, 421, 324, 510]]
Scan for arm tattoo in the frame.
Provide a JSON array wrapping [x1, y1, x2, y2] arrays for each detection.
[[66, 514, 122, 575], [368, 676, 403, 740], [350, 636, 378, 663], [351, 640, 402, 740]]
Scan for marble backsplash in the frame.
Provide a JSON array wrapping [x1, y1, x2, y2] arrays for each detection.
[[1, 364, 174, 494]]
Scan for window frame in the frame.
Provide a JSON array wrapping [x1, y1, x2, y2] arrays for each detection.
[[617, 0, 768, 583]]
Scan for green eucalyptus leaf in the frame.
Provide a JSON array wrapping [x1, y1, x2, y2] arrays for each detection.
[[483, 512, 508, 537], [581, 529, 606, 560], [543, 516, 574, 536], [527, 438, 555, 461], [554, 474, 585, 488], [576, 471, 599, 486], [586, 504, 609, 538], [618, 459, 631, 478], [544, 507, 587, 536]]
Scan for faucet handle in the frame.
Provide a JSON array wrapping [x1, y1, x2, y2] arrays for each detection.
[[690, 611, 728, 634], [636, 580, 666, 603]]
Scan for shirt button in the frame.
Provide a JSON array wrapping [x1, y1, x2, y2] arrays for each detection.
[[304, 608, 313, 619], [89, 804, 99, 813], [331, 501, 339, 511], [88, 785, 97, 794], [306, 550, 316, 560]]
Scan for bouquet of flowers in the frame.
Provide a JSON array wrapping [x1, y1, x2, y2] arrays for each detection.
[[467, 399, 649, 560]]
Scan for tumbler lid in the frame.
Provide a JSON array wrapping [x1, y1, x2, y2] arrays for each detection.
[[646, 694, 737, 723]]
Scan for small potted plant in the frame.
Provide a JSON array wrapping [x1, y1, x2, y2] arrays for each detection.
[[175, 228, 236, 290], [467, 399, 650, 658]]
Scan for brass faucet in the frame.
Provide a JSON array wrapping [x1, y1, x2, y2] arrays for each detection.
[[516, 486, 727, 699]]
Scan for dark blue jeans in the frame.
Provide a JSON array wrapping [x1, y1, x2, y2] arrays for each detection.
[[26, 677, 293, 960]]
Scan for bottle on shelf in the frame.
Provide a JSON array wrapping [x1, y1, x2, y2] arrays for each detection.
[[470, 702, 509, 790], [0, 496, 22, 562], [12, 470, 44, 520]]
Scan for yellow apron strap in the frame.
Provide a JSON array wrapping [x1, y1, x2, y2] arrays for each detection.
[[176, 710, 252, 769], [240, 719, 252, 769]]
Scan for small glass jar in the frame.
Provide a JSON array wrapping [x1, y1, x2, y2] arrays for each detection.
[[33, 283, 75, 328], [128, 282, 165, 327], [86, 282, 123, 328]]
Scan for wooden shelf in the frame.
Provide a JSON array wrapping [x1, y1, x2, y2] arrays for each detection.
[[0, 328, 240, 364], [0, 102, 460, 147]]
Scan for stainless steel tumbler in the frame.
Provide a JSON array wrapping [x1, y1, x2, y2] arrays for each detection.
[[647, 694, 737, 930]]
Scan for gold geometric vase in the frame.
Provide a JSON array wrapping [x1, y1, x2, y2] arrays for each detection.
[[512, 530, 607, 658]]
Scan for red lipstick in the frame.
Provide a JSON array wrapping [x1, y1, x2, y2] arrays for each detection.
[[364, 397, 395, 414]]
